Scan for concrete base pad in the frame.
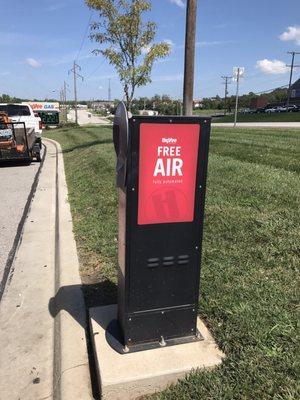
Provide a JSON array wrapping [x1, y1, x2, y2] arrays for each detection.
[[89, 304, 225, 400]]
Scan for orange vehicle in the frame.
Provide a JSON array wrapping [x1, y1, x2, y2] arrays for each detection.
[[0, 112, 15, 150], [0, 111, 11, 124], [0, 112, 40, 162]]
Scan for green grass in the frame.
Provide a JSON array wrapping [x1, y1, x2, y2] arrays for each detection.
[[215, 112, 300, 123], [45, 125, 300, 400], [194, 109, 224, 116]]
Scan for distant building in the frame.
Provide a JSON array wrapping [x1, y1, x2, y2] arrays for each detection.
[[138, 110, 159, 116], [250, 95, 268, 109], [91, 101, 115, 110], [193, 99, 203, 109], [77, 104, 88, 109], [290, 78, 300, 105]]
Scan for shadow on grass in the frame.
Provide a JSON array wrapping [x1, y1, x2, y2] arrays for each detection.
[[62, 139, 113, 154]]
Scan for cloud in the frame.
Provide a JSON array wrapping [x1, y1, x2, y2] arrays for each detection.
[[163, 39, 174, 54], [87, 74, 117, 82], [212, 23, 228, 29], [256, 59, 288, 75], [141, 44, 152, 55], [169, 0, 185, 9], [42, 50, 94, 67], [279, 26, 300, 46], [175, 40, 235, 51], [163, 39, 174, 48], [152, 73, 183, 82], [142, 39, 173, 55], [25, 58, 41, 68], [0, 31, 66, 49], [0, 32, 38, 47], [196, 40, 235, 47], [46, 3, 67, 12]]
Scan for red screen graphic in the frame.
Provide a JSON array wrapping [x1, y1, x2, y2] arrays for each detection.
[[138, 123, 200, 225]]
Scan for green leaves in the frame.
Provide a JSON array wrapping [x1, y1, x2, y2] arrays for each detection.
[[86, 0, 170, 109]]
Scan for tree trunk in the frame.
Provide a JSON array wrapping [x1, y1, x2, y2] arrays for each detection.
[[124, 85, 131, 111]]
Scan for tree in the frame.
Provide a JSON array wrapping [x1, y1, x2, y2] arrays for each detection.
[[86, 0, 170, 110], [1, 94, 11, 103]]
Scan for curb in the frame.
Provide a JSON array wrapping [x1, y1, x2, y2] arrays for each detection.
[[45, 139, 92, 399]]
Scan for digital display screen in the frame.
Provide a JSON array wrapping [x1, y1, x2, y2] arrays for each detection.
[[38, 112, 59, 126], [138, 123, 200, 225]]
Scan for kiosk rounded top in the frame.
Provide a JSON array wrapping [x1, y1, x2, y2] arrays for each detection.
[[113, 102, 129, 156], [113, 102, 130, 188]]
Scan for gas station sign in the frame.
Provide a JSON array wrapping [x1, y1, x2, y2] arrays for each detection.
[[23, 102, 60, 111]]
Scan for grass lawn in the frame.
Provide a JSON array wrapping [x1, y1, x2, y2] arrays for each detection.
[[194, 109, 225, 116], [215, 112, 300, 123], [45, 125, 299, 400]]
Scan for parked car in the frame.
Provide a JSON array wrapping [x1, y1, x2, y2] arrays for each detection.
[[265, 106, 279, 113], [275, 106, 286, 113], [243, 108, 257, 114], [286, 104, 299, 112], [256, 106, 268, 113], [264, 107, 272, 113], [264, 104, 299, 113], [0, 103, 42, 148]]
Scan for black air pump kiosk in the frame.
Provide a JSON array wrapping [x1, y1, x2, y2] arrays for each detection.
[[113, 102, 211, 353]]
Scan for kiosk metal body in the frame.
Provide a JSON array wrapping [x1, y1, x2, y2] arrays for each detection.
[[113, 103, 211, 352]]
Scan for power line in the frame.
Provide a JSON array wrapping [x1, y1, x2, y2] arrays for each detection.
[[85, 59, 106, 79], [286, 51, 300, 106], [76, 12, 93, 62], [253, 84, 288, 95]]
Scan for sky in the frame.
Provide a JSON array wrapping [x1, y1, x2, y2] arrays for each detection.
[[1, 0, 300, 101]]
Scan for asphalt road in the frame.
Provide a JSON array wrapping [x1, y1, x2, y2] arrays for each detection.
[[68, 109, 111, 125], [0, 158, 42, 285]]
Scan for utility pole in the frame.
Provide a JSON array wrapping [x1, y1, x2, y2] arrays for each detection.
[[108, 78, 111, 102], [221, 76, 232, 115], [234, 68, 240, 127], [63, 80, 69, 123], [63, 81, 67, 104], [286, 51, 300, 106], [183, 0, 197, 116], [59, 89, 63, 110], [68, 61, 83, 124]]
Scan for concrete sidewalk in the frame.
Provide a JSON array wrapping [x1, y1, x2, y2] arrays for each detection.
[[0, 140, 92, 399]]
